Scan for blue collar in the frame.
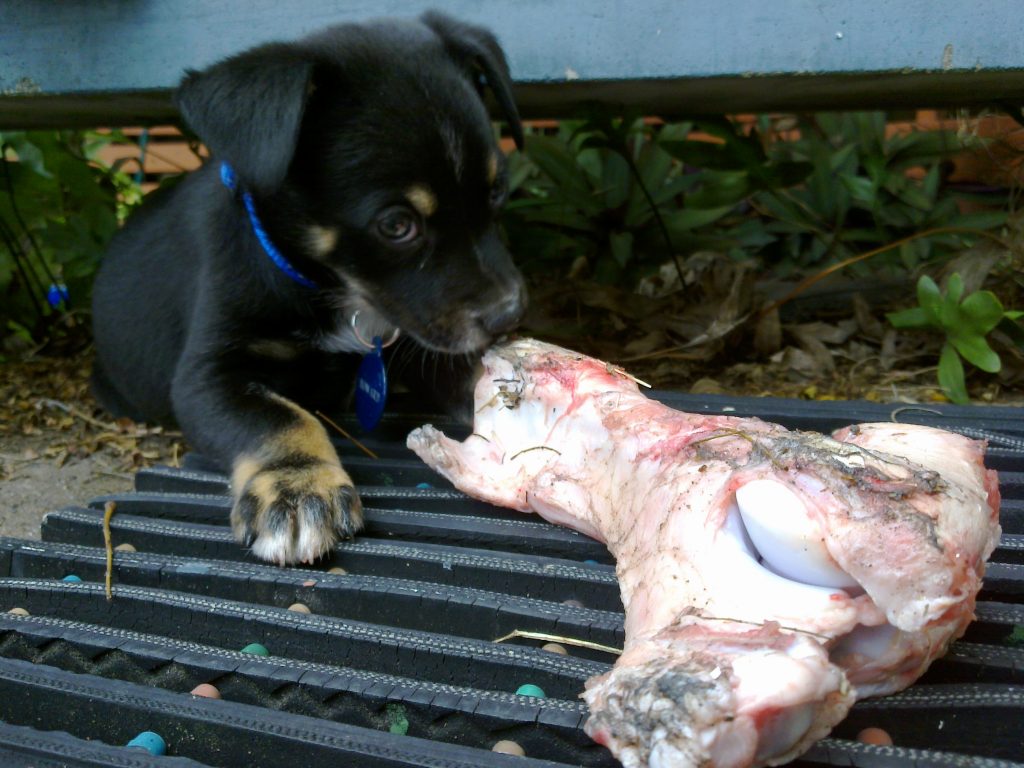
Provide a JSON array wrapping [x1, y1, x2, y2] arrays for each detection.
[[219, 162, 318, 289]]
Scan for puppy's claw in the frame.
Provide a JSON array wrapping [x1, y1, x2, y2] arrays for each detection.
[[333, 485, 361, 540]]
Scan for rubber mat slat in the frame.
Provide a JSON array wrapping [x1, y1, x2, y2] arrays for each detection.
[[0, 537, 624, 655], [0, 612, 612, 766], [0, 580, 606, 700], [0, 656, 575, 767], [86, 493, 613, 563], [40, 508, 622, 608]]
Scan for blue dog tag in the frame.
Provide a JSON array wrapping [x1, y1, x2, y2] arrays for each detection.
[[355, 336, 387, 430]]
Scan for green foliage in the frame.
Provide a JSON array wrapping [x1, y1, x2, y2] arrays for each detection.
[[0, 130, 139, 344], [505, 112, 1005, 286], [753, 113, 1004, 276], [504, 115, 808, 285], [887, 274, 1022, 403], [660, 116, 813, 208]]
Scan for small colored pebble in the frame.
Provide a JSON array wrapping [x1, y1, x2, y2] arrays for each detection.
[[562, 599, 584, 609], [415, 482, 432, 489], [515, 684, 546, 698], [492, 740, 525, 756], [301, 579, 317, 587], [126, 731, 166, 755], [7, 607, 29, 616], [541, 642, 568, 655], [62, 574, 82, 583], [114, 543, 137, 553], [288, 603, 311, 614], [583, 559, 600, 566], [240, 642, 269, 656], [328, 566, 347, 575], [857, 727, 893, 746], [190, 683, 221, 699]]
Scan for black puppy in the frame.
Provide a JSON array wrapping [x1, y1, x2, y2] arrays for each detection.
[[90, 12, 526, 565]]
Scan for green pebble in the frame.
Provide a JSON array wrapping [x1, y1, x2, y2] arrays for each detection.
[[240, 642, 269, 656], [515, 684, 546, 698], [385, 703, 409, 735]]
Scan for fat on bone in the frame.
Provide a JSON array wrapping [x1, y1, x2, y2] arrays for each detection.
[[406, 338, 1000, 768]]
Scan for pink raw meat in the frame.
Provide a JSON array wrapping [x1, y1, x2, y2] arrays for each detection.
[[407, 339, 1001, 768]]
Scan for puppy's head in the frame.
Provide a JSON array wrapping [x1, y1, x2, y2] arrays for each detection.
[[176, 12, 527, 355]]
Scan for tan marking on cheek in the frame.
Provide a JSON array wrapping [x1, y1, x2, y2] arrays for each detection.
[[487, 153, 499, 185], [308, 225, 338, 258], [405, 185, 438, 217]]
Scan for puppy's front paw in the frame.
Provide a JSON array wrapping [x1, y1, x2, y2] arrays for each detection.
[[231, 456, 363, 566]]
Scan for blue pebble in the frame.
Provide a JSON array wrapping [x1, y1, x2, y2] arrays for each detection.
[[583, 559, 600, 566], [62, 574, 82, 583], [415, 482, 432, 489], [126, 731, 166, 755]]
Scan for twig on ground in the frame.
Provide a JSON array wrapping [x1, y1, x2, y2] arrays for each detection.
[[493, 629, 622, 656], [35, 398, 117, 431], [315, 411, 380, 459], [102, 501, 116, 600]]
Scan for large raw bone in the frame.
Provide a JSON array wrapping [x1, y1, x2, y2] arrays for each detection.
[[407, 339, 1001, 768]]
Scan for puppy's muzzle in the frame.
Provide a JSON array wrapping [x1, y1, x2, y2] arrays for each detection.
[[480, 289, 527, 336]]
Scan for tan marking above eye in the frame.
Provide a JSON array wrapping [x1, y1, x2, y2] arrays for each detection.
[[405, 185, 438, 217], [307, 225, 338, 258]]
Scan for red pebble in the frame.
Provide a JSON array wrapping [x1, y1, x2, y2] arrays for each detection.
[[857, 727, 893, 746]]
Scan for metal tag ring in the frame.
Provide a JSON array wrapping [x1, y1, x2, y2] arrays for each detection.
[[350, 310, 401, 350]]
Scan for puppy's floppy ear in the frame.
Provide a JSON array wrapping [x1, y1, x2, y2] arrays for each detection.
[[421, 11, 524, 150], [175, 44, 313, 195]]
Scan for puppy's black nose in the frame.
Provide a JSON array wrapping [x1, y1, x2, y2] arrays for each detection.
[[482, 293, 526, 335]]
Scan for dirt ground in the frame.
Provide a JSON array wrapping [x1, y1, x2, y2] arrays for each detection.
[[0, 349, 183, 541]]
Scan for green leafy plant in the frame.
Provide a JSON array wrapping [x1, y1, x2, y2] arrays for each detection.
[[659, 116, 813, 209], [504, 115, 810, 287], [0, 130, 140, 347], [751, 113, 1007, 276], [887, 273, 1023, 403], [505, 111, 1005, 290], [506, 118, 694, 285]]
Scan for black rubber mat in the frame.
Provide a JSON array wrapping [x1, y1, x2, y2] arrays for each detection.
[[0, 393, 1022, 766]]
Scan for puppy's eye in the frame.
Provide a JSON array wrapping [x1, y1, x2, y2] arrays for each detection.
[[376, 208, 420, 244]]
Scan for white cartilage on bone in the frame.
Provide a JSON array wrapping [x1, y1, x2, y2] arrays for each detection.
[[736, 479, 858, 589]]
